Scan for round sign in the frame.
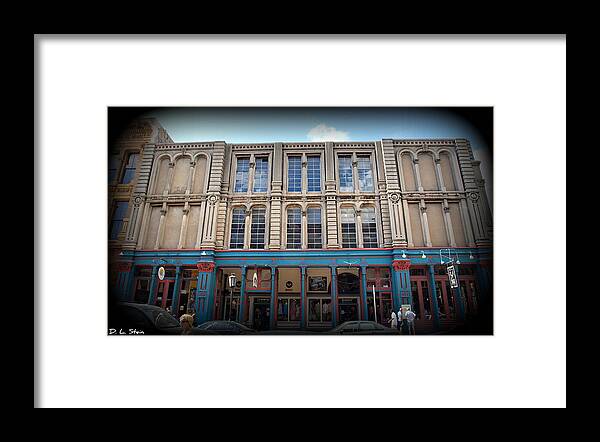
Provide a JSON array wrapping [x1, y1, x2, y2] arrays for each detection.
[[158, 266, 165, 280], [285, 281, 293, 289]]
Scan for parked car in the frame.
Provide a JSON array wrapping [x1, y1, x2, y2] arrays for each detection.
[[108, 302, 208, 335], [196, 320, 257, 335], [327, 321, 401, 335]]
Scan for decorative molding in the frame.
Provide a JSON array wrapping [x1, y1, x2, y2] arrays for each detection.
[[196, 262, 215, 272], [392, 260, 411, 271]]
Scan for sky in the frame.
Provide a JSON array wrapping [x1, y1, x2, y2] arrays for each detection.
[[143, 107, 493, 207]]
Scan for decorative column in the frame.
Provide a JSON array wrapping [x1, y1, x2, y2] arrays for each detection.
[[171, 266, 182, 317], [148, 265, 159, 305], [360, 265, 368, 320], [413, 158, 423, 191], [117, 262, 133, 301], [435, 157, 446, 191], [420, 203, 432, 247], [239, 266, 248, 324], [330, 265, 338, 327], [392, 259, 411, 312], [454, 263, 466, 322], [270, 266, 276, 329], [300, 266, 306, 329], [427, 264, 441, 330], [195, 261, 216, 323]]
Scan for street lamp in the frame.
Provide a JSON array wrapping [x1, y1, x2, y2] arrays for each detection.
[[227, 273, 237, 321]]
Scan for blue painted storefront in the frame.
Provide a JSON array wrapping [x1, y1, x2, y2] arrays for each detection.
[[113, 247, 492, 331]]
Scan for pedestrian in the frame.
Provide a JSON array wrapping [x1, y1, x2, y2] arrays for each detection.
[[180, 313, 194, 335], [388, 311, 398, 330], [405, 308, 416, 335], [397, 308, 403, 332]]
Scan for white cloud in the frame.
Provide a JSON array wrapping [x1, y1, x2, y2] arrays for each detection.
[[307, 124, 349, 142]]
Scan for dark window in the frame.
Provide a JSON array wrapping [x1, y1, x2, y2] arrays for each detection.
[[121, 153, 139, 184], [110, 202, 128, 240], [108, 154, 120, 184]]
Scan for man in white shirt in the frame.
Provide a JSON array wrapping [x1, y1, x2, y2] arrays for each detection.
[[405, 309, 416, 335]]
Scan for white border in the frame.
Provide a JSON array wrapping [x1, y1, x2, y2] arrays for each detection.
[[35, 36, 566, 408]]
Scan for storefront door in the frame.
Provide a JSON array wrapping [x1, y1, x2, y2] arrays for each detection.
[[155, 280, 175, 312], [250, 297, 271, 331], [338, 298, 359, 323]]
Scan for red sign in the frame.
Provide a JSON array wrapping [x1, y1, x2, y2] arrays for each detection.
[[392, 260, 411, 271], [196, 262, 215, 272]]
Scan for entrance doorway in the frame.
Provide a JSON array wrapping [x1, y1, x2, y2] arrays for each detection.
[[250, 297, 271, 331], [155, 280, 175, 312]]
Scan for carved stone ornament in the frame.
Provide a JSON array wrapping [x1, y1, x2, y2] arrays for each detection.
[[469, 192, 480, 201], [133, 196, 143, 206], [389, 193, 400, 203], [208, 194, 219, 205], [420, 206, 427, 212]]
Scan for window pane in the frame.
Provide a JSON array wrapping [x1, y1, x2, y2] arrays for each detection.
[[250, 208, 266, 249], [253, 157, 269, 192], [110, 202, 128, 239], [357, 156, 374, 191], [340, 208, 357, 248], [108, 154, 120, 184], [338, 155, 353, 192], [230, 208, 246, 248], [307, 156, 321, 192], [307, 207, 322, 249], [121, 153, 139, 184], [286, 207, 302, 249], [234, 158, 249, 192], [287, 156, 302, 192], [361, 207, 378, 248]]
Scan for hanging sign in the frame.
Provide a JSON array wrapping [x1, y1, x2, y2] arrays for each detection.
[[447, 265, 458, 288], [252, 271, 258, 288], [158, 266, 166, 281]]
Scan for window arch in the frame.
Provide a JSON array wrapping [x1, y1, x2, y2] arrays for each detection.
[[229, 208, 246, 249], [360, 206, 378, 248], [417, 151, 438, 190], [340, 207, 357, 248], [286, 206, 302, 249], [439, 151, 457, 191], [400, 152, 417, 191], [250, 207, 267, 249]]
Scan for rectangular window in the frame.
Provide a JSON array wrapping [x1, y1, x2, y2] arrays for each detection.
[[108, 154, 120, 184], [234, 158, 250, 192], [253, 157, 269, 192], [121, 153, 139, 184], [286, 207, 302, 249], [361, 207, 378, 248], [357, 156, 374, 191], [110, 201, 128, 240], [230, 208, 246, 249], [308, 298, 332, 323], [307, 207, 322, 249], [287, 156, 302, 192], [307, 156, 321, 192], [338, 155, 354, 192], [277, 298, 301, 322], [340, 207, 357, 248], [250, 208, 266, 249]]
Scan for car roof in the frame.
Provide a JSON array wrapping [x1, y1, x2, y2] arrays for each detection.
[[117, 302, 166, 312]]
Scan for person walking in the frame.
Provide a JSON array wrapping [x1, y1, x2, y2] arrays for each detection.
[[389, 311, 398, 330], [405, 308, 416, 335], [397, 308, 404, 333]]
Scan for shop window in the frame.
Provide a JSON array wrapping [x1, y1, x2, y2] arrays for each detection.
[[120, 153, 139, 184], [366, 293, 393, 324], [445, 280, 456, 319], [307, 156, 321, 192], [338, 155, 354, 192], [410, 267, 426, 276], [411, 281, 421, 319], [110, 201, 128, 240], [277, 298, 301, 322], [133, 268, 151, 304], [178, 269, 199, 317], [361, 207, 378, 248], [421, 280, 432, 320], [253, 157, 269, 192], [308, 298, 332, 323], [340, 207, 357, 248], [338, 298, 359, 323], [366, 267, 391, 290], [307, 207, 322, 249], [337, 268, 360, 295], [250, 208, 266, 249], [287, 156, 302, 192], [230, 208, 246, 249], [357, 156, 374, 192], [435, 281, 447, 318], [307, 268, 330, 293], [286, 207, 302, 249], [234, 157, 250, 192]]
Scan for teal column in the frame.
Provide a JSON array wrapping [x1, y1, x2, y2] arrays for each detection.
[[428, 264, 441, 330], [454, 264, 466, 321], [360, 265, 369, 320], [124, 266, 135, 302], [270, 266, 276, 329], [195, 269, 204, 322], [171, 266, 182, 317], [204, 267, 216, 322], [391, 265, 402, 312], [330, 266, 337, 327], [300, 266, 306, 330], [238, 266, 247, 324], [147, 266, 159, 306]]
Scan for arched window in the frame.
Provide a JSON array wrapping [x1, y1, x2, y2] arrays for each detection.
[[286, 207, 302, 249], [340, 207, 357, 248], [361, 207, 378, 248], [250, 207, 266, 249], [230, 208, 246, 249], [307, 207, 323, 249]]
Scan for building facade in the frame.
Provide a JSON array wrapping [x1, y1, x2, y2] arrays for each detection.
[[109, 118, 493, 333]]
